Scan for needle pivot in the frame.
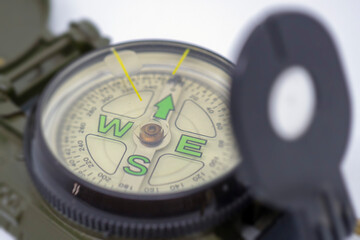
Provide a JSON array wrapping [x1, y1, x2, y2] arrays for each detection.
[[139, 123, 164, 146]]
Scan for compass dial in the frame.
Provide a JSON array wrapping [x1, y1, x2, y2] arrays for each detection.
[[42, 46, 239, 195]]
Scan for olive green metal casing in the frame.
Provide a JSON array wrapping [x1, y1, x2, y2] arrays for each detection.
[[0, 0, 113, 239]]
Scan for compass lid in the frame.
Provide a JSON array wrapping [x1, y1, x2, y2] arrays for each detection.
[[0, 0, 48, 70], [231, 12, 355, 239]]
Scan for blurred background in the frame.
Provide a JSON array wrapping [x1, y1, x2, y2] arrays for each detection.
[[2, 0, 360, 239]]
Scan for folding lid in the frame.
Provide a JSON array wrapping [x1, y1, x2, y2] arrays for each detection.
[[231, 12, 355, 239], [0, 0, 48, 70]]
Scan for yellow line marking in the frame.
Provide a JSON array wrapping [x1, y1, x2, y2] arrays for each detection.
[[172, 48, 190, 75], [111, 48, 142, 101]]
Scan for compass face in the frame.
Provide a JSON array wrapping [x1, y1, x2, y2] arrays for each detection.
[[41, 42, 239, 195]]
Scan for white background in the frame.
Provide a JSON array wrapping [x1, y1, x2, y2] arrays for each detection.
[[2, 0, 360, 239]]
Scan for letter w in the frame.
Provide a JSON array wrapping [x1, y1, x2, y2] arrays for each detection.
[[98, 115, 133, 137]]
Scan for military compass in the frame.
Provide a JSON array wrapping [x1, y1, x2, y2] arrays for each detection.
[[0, 1, 356, 239]]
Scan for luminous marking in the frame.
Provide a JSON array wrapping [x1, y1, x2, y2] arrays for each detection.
[[154, 94, 175, 120], [124, 155, 150, 176], [98, 115, 134, 138], [111, 48, 142, 101], [175, 134, 207, 157], [172, 48, 190, 75]]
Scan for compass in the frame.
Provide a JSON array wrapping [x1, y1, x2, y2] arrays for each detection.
[[16, 10, 356, 240], [25, 40, 247, 238]]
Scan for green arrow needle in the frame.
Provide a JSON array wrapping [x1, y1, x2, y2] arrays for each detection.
[[154, 95, 174, 120]]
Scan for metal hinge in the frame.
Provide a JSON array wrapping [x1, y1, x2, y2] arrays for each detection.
[[0, 21, 109, 117]]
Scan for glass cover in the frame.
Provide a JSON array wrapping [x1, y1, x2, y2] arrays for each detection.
[[41, 41, 240, 195]]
